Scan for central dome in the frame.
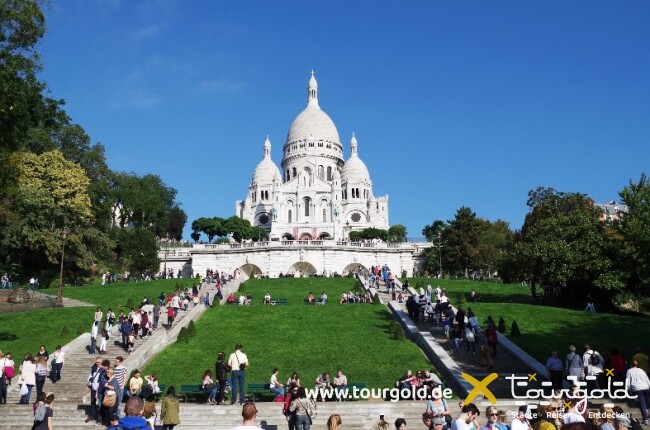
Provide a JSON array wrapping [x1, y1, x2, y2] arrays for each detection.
[[286, 72, 340, 145], [287, 107, 340, 144]]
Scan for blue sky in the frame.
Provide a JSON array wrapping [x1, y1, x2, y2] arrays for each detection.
[[39, 1, 650, 240]]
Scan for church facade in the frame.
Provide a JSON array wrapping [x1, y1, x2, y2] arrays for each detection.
[[235, 73, 389, 241]]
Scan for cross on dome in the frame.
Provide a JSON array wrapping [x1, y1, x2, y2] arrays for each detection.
[[308, 71, 318, 107]]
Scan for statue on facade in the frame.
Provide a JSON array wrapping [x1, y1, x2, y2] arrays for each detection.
[[271, 207, 278, 221], [334, 205, 340, 218]]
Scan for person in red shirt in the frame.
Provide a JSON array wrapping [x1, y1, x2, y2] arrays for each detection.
[[610, 348, 627, 383]]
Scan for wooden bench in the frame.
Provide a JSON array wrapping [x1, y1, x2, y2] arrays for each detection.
[[179, 384, 208, 403], [246, 383, 272, 401]]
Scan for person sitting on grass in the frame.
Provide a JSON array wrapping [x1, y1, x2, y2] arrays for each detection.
[[307, 292, 315, 304], [263, 292, 271, 305], [227, 292, 236, 304]]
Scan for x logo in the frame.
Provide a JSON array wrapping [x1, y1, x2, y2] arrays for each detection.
[[528, 373, 537, 381], [461, 372, 498, 404], [605, 368, 614, 377], [563, 401, 572, 409]]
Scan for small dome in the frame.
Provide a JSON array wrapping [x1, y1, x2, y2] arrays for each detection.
[[341, 134, 370, 183], [252, 136, 281, 185]]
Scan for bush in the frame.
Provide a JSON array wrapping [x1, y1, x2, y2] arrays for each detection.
[[458, 293, 467, 305], [388, 321, 406, 340], [177, 327, 189, 343], [497, 317, 506, 333], [60, 326, 71, 339], [187, 320, 197, 338], [510, 320, 521, 336]]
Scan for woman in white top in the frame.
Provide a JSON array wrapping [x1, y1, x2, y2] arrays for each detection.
[[270, 368, 284, 397], [19, 354, 36, 404]]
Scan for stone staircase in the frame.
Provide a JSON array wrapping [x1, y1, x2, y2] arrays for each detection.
[[374, 285, 536, 399], [0, 280, 231, 428]]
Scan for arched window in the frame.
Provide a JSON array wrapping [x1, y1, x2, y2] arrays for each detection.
[[292, 167, 297, 178], [322, 208, 327, 222], [286, 170, 290, 181], [318, 165, 324, 179], [303, 198, 311, 217], [327, 166, 332, 181]]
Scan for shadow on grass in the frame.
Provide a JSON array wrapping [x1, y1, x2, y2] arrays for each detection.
[[0, 332, 18, 341]]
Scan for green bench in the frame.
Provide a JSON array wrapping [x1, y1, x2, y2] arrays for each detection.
[[179, 384, 208, 403], [270, 298, 288, 305], [247, 383, 272, 401]]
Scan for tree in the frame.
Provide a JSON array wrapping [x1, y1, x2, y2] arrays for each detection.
[[0, 150, 112, 281], [167, 205, 187, 241], [112, 228, 159, 276], [618, 174, 650, 297], [475, 219, 513, 278], [388, 224, 407, 242], [504, 187, 613, 300], [224, 216, 253, 243], [111, 172, 177, 236], [444, 207, 481, 277], [191, 217, 227, 242]]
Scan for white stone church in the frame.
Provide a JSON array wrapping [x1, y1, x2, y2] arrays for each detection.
[[235, 72, 389, 241], [160, 74, 426, 278]]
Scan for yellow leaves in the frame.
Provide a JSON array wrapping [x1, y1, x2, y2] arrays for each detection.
[[12, 150, 93, 222]]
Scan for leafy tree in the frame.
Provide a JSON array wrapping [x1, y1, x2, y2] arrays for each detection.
[[167, 205, 187, 241], [224, 216, 253, 243], [111, 172, 177, 236], [504, 187, 614, 300], [475, 219, 513, 278], [422, 220, 446, 276], [388, 224, 407, 242], [112, 227, 159, 276], [618, 174, 650, 297], [0, 150, 112, 281], [443, 207, 481, 277], [250, 225, 268, 242]]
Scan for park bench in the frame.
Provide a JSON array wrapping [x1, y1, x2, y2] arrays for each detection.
[[269, 298, 288, 305], [179, 384, 208, 403], [246, 383, 272, 401]]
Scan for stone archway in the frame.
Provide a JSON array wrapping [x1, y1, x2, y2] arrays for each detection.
[[342, 262, 369, 277], [298, 233, 312, 240], [287, 261, 317, 276], [318, 232, 331, 240], [237, 263, 263, 278], [281, 233, 295, 240]]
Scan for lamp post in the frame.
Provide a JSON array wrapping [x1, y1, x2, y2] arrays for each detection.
[[437, 232, 443, 278], [163, 248, 169, 279], [55, 228, 67, 308]]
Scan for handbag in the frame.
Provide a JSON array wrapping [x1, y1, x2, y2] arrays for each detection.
[[203, 383, 215, 390], [102, 390, 116, 408], [19, 379, 28, 396]]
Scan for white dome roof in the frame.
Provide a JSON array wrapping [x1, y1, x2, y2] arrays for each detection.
[[287, 107, 340, 144], [252, 136, 281, 185], [341, 133, 370, 183], [286, 72, 340, 145]]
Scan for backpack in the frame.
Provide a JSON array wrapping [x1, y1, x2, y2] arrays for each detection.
[[4, 365, 14, 379], [34, 404, 46, 422], [589, 353, 600, 366]]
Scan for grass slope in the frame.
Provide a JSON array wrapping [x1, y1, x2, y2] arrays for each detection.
[[143, 278, 431, 390], [0, 308, 92, 359], [41, 278, 198, 310]]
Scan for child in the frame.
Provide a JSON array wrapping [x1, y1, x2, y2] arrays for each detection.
[[127, 333, 135, 354]]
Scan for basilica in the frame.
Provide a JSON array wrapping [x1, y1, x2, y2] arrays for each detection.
[[235, 73, 390, 241]]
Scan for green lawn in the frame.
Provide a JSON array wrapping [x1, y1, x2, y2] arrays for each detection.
[[143, 278, 431, 391], [0, 308, 92, 360], [467, 302, 647, 363], [406, 277, 648, 364], [407, 277, 530, 303], [40, 278, 198, 310]]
